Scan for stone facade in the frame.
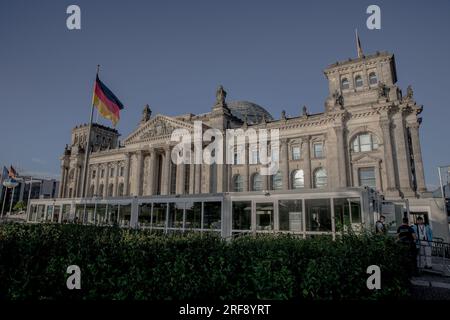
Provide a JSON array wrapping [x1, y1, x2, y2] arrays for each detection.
[[59, 51, 427, 203]]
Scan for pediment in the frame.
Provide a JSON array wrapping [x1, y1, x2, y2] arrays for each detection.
[[351, 152, 381, 163], [123, 115, 195, 144]]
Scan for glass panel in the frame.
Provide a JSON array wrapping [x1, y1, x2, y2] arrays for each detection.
[[355, 76, 363, 87], [314, 143, 323, 158], [232, 201, 251, 230], [292, 146, 301, 160], [53, 206, 60, 223], [46, 205, 53, 221], [359, 167, 376, 188], [119, 204, 132, 227], [233, 175, 243, 192], [314, 169, 327, 188], [152, 203, 167, 228], [359, 134, 372, 152], [61, 204, 71, 223], [74, 205, 84, 224], [138, 203, 152, 228], [341, 78, 349, 90], [279, 200, 303, 232], [85, 204, 96, 224], [256, 202, 274, 231], [252, 174, 262, 191], [305, 198, 332, 232], [272, 172, 283, 190], [292, 170, 304, 189], [333, 198, 350, 232], [168, 202, 184, 228], [369, 73, 377, 85], [107, 204, 119, 225], [350, 198, 362, 224], [185, 202, 202, 229], [203, 201, 221, 230], [37, 205, 46, 222]]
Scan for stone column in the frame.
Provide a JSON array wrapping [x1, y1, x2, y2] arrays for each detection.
[[176, 163, 185, 194], [94, 164, 100, 196], [333, 125, 347, 187], [134, 151, 143, 196], [280, 138, 289, 190], [114, 162, 119, 196], [124, 153, 131, 196], [162, 146, 171, 195], [189, 153, 195, 194], [59, 166, 66, 198], [303, 136, 312, 188], [194, 164, 201, 194], [104, 163, 110, 198], [392, 113, 415, 197], [243, 143, 249, 191], [75, 166, 82, 197], [380, 118, 398, 194], [408, 122, 427, 192], [147, 149, 156, 195]]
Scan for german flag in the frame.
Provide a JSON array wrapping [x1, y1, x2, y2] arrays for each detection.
[[92, 75, 124, 126]]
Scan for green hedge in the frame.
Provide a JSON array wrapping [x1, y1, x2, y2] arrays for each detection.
[[0, 223, 412, 300]]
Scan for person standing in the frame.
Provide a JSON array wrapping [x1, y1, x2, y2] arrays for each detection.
[[375, 215, 387, 234], [397, 217, 417, 274], [412, 216, 433, 269]]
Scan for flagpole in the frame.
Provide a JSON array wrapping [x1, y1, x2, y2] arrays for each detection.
[[81, 65, 100, 198], [1, 186, 7, 218], [9, 186, 15, 215]]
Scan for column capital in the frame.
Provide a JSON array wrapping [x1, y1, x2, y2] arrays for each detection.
[[406, 122, 420, 130]]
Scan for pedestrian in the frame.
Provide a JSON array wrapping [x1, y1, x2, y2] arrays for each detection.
[[412, 216, 433, 269], [375, 215, 387, 234], [397, 217, 417, 274]]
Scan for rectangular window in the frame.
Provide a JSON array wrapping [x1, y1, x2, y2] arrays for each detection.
[[333, 197, 362, 231], [250, 148, 259, 164], [359, 167, 376, 188], [232, 201, 251, 230], [313, 143, 323, 158], [168, 202, 184, 229], [101, 169, 105, 178], [185, 202, 202, 229], [138, 203, 152, 228], [292, 146, 301, 160], [96, 204, 107, 225], [110, 168, 115, 178], [85, 204, 95, 224], [279, 200, 303, 232], [152, 203, 167, 228], [120, 167, 124, 177], [203, 201, 221, 230], [305, 198, 331, 232], [107, 204, 119, 225], [92, 170, 96, 179], [359, 134, 372, 152], [271, 147, 279, 163], [256, 202, 274, 231]]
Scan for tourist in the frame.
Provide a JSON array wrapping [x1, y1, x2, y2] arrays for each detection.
[[375, 215, 387, 234], [397, 217, 417, 274], [412, 216, 433, 269]]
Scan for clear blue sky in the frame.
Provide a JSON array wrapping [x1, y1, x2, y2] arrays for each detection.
[[1, 0, 449, 189]]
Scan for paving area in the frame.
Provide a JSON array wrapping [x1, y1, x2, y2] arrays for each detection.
[[410, 272, 450, 300]]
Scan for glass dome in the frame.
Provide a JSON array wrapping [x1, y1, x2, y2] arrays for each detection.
[[227, 101, 273, 125]]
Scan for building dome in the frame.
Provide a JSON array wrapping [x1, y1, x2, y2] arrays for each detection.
[[227, 101, 274, 125]]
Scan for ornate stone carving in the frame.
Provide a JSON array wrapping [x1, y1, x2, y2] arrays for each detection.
[[406, 85, 413, 100], [332, 91, 344, 109], [215, 85, 227, 106], [141, 104, 152, 123], [281, 110, 286, 120], [378, 82, 389, 98]]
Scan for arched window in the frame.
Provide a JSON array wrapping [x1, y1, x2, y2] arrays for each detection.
[[291, 170, 305, 189], [351, 132, 379, 152], [369, 72, 377, 85], [98, 184, 104, 197], [314, 168, 327, 188], [355, 75, 363, 88], [108, 184, 114, 197], [233, 175, 243, 192], [118, 183, 124, 197], [252, 173, 263, 191], [271, 171, 283, 190], [341, 78, 350, 90]]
